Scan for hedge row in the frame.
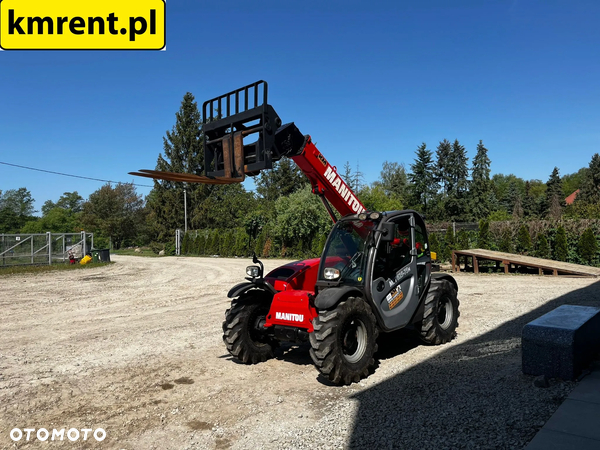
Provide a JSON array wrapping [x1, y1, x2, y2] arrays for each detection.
[[181, 227, 328, 259], [429, 219, 600, 266], [180, 219, 599, 267]]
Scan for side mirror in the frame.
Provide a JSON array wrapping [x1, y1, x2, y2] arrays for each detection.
[[378, 222, 395, 242]]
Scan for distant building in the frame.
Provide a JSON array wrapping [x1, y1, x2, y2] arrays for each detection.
[[565, 189, 579, 205]]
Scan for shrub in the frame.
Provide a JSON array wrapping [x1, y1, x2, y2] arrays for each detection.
[[478, 219, 491, 249], [498, 228, 512, 253], [553, 226, 568, 262], [456, 230, 469, 251], [578, 228, 598, 264], [535, 233, 550, 259], [164, 241, 176, 256], [443, 226, 455, 261], [516, 224, 531, 254]]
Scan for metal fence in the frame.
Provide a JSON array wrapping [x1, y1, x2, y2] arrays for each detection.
[[0, 232, 94, 267]]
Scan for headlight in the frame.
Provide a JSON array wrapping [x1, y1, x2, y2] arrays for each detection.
[[324, 268, 340, 280], [369, 212, 380, 220], [358, 213, 367, 220], [246, 266, 260, 278]]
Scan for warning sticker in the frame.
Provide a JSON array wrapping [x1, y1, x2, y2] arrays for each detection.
[[385, 285, 404, 310]]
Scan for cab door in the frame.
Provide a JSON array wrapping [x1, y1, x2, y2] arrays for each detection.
[[368, 214, 420, 331]]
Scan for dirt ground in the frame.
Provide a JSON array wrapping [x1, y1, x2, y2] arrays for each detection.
[[1, 255, 599, 449]]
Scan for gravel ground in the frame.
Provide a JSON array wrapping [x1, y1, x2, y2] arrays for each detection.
[[1, 255, 599, 449]]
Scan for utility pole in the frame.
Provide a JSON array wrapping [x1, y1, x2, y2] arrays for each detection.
[[184, 187, 187, 233]]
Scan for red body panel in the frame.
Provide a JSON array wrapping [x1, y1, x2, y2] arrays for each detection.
[[291, 139, 366, 219], [264, 290, 318, 332], [264, 258, 321, 292]]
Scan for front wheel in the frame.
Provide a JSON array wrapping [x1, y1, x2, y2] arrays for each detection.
[[309, 297, 379, 385], [222, 293, 277, 364], [419, 279, 460, 345]]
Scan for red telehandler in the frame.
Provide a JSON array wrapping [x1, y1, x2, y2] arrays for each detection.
[[131, 81, 459, 385]]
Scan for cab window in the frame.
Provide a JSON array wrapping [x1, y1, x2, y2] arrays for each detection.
[[373, 217, 412, 280]]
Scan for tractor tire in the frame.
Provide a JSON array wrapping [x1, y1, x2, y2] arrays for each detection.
[[419, 278, 460, 345], [222, 293, 276, 364], [309, 296, 379, 385]]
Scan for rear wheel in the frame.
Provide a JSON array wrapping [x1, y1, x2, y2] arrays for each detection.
[[309, 297, 379, 385], [222, 292, 276, 364], [419, 279, 459, 344]]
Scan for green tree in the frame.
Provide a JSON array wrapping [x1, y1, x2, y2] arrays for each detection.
[[535, 233, 550, 259], [408, 143, 437, 213], [522, 181, 536, 218], [435, 139, 452, 194], [577, 153, 600, 205], [0, 207, 21, 233], [42, 191, 84, 216], [553, 226, 568, 262], [80, 183, 146, 249], [469, 140, 493, 220], [562, 167, 589, 198], [478, 219, 491, 249], [0, 188, 35, 217], [358, 185, 403, 212], [544, 167, 564, 218], [445, 140, 469, 221], [255, 156, 308, 202], [443, 225, 455, 261], [456, 230, 470, 251], [274, 186, 331, 252], [578, 228, 598, 265], [374, 161, 407, 201], [192, 183, 255, 230], [516, 224, 531, 254], [498, 228, 512, 253], [22, 207, 79, 233], [148, 92, 205, 240]]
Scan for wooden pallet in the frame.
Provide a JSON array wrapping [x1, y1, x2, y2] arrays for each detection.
[[451, 249, 600, 277]]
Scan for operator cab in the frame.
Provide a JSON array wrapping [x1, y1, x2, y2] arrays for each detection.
[[316, 210, 432, 331]]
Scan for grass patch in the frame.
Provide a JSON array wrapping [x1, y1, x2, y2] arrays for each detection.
[[0, 262, 112, 277]]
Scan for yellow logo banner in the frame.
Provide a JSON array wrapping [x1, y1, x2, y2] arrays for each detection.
[[0, 0, 165, 50]]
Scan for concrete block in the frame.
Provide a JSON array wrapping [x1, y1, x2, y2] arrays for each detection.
[[522, 305, 600, 380]]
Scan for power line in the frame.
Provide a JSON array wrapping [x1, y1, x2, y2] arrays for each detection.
[[0, 161, 154, 188]]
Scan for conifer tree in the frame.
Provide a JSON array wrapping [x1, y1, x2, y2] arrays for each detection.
[[478, 219, 491, 249], [435, 139, 452, 194], [469, 140, 493, 220], [499, 228, 512, 253], [408, 143, 437, 213], [578, 228, 598, 264], [517, 224, 531, 254], [535, 234, 550, 259], [444, 225, 455, 261], [553, 226, 568, 261], [577, 153, 600, 204], [544, 167, 564, 217], [148, 93, 205, 240]]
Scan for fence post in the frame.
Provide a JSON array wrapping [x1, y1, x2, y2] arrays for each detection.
[[31, 235, 34, 264], [47, 232, 52, 265], [82, 231, 87, 255], [175, 229, 181, 256], [453, 222, 456, 238]]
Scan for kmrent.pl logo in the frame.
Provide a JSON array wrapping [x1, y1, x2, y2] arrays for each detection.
[[10, 427, 106, 442], [0, 0, 165, 50]]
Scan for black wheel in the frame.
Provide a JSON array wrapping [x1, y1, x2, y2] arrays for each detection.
[[222, 292, 277, 364], [309, 297, 379, 385], [419, 279, 460, 345]]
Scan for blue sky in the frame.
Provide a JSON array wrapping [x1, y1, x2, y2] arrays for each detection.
[[1, 0, 599, 214]]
